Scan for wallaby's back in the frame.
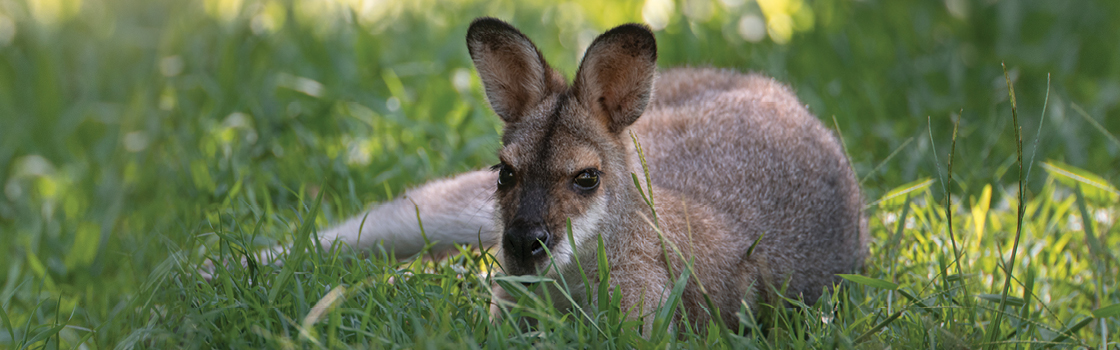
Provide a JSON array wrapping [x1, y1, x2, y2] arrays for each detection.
[[633, 68, 867, 302]]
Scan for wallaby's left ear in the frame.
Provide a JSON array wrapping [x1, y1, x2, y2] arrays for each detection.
[[573, 24, 657, 134]]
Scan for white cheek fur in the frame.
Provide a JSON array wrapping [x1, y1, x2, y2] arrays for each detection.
[[546, 194, 607, 275]]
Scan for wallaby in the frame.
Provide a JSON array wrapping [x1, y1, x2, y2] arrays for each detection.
[[214, 17, 867, 332]]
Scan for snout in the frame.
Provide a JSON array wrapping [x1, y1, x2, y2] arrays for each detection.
[[502, 222, 551, 266]]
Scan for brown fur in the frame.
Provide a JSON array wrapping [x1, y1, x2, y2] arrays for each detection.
[[469, 18, 867, 331]]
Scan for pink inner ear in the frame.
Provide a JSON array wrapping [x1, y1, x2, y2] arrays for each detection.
[[571, 24, 657, 133]]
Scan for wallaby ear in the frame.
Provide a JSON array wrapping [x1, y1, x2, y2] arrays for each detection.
[[573, 23, 657, 134], [467, 17, 559, 124]]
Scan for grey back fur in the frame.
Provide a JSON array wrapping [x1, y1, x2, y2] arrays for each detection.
[[636, 67, 868, 304]]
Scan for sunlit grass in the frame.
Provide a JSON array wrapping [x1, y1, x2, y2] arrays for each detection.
[[1, 0, 1117, 348]]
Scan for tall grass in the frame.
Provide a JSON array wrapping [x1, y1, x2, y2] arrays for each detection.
[[1, 0, 1118, 348]]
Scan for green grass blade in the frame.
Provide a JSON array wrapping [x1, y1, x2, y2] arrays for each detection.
[[854, 310, 904, 344], [19, 325, 66, 350], [1044, 316, 1092, 348], [1070, 103, 1120, 147], [859, 137, 914, 186], [986, 62, 1028, 349], [977, 294, 1025, 307], [269, 184, 327, 304], [883, 194, 912, 253], [1016, 266, 1036, 346], [838, 274, 898, 290], [1091, 304, 1120, 318], [1024, 73, 1050, 180], [1043, 161, 1120, 203], [1074, 185, 1113, 262], [895, 289, 937, 318], [943, 113, 967, 280], [596, 234, 611, 314], [0, 304, 16, 345], [743, 232, 765, 260], [652, 263, 691, 339], [865, 178, 934, 208]]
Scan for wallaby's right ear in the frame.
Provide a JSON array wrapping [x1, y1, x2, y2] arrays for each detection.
[[467, 17, 559, 124]]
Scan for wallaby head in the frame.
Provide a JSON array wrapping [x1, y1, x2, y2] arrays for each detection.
[[466, 18, 657, 276]]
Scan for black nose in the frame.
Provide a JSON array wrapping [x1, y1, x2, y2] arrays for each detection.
[[503, 223, 551, 262]]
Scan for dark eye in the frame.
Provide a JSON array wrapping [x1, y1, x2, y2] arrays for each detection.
[[573, 170, 600, 191], [497, 166, 515, 189]]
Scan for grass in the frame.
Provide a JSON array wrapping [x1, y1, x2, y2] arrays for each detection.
[[1, 0, 1119, 348]]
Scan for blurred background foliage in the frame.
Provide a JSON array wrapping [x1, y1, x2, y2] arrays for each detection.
[[0, 0, 1117, 346]]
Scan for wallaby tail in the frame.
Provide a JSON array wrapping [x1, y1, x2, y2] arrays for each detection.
[[315, 170, 500, 259], [201, 170, 499, 279]]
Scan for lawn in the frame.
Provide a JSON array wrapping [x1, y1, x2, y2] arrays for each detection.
[[1, 0, 1118, 348]]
